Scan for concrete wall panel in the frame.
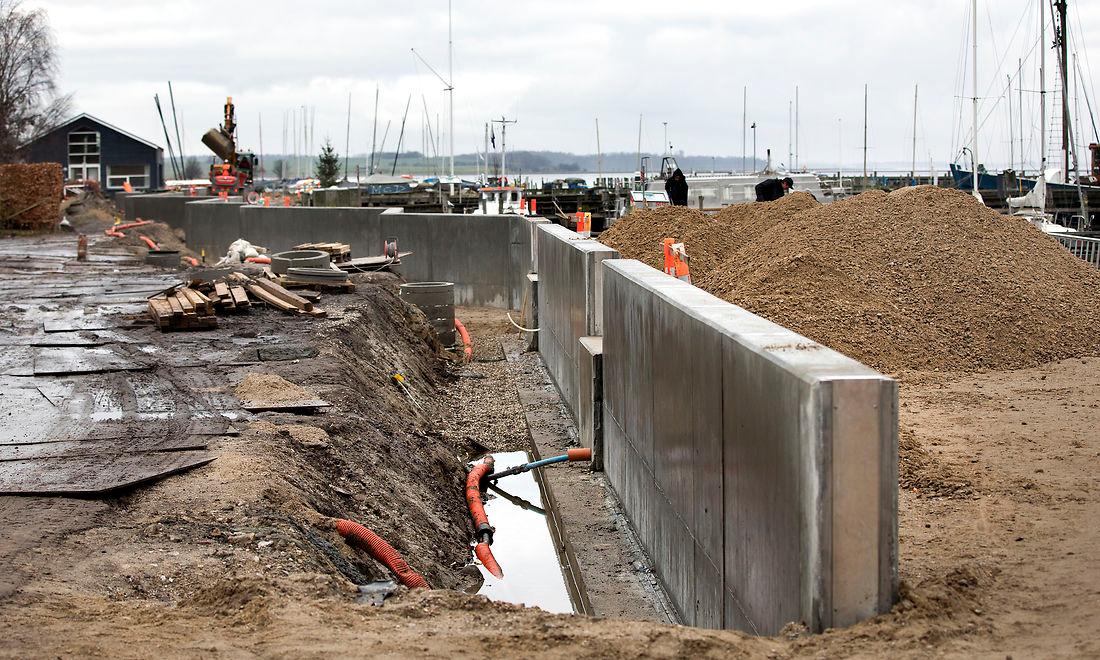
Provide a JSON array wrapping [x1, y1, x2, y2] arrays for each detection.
[[536, 224, 619, 418], [601, 259, 897, 635]]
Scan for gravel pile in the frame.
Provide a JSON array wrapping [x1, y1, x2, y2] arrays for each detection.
[[601, 187, 1100, 373]]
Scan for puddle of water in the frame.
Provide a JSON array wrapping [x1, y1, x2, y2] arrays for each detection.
[[474, 450, 574, 614]]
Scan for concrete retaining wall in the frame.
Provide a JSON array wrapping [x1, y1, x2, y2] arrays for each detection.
[[180, 203, 532, 308], [601, 259, 897, 634], [535, 224, 619, 420], [125, 192, 204, 228]]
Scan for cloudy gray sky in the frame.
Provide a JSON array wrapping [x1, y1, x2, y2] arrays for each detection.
[[27, 0, 1100, 172]]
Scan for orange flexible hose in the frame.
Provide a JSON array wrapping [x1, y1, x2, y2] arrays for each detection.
[[567, 448, 592, 461], [245, 255, 271, 264], [454, 318, 472, 362], [104, 229, 125, 238], [335, 519, 430, 589], [184, 256, 199, 267], [114, 220, 151, 231], [138, 235, 159, 250], [466, 457, 503, 578]]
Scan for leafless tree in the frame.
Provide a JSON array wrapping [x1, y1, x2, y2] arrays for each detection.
[[0, 0, 71, 163]]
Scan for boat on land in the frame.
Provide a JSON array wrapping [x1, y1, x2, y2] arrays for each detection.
[[644, 156, 825, 207]]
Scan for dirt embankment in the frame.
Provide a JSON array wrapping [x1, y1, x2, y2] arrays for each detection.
[[601, 187, 1100, 374]]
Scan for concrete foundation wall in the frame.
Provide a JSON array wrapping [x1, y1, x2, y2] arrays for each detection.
[[536, 224, 619, 419], [601, 259, 897, 635], [125, 193, 203, 228], [181, 204, 530, 308]]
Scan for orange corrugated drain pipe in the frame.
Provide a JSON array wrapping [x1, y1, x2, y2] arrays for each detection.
[[245, 255, 271, 264], [466, 456, 503, 578], [335, 519, 430, 589], [138, 235, 159, 250], [104, 229, 125, 238], [184, 256, 199, 267], [454, 317, 472, 362], [114, 220, 152, 231]]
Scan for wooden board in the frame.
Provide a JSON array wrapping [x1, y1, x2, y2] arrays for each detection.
[[32, 347, 149, 375], [0, 450, 214, 495], [240, 399, 331, 413], [0, 435, 211, 462]]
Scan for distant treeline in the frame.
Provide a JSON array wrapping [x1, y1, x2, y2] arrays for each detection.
[[253, 150, 766, 177]]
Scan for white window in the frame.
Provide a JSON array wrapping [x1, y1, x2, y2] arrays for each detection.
[[68, 131, 101, 182], [106, 164, 150, 190]]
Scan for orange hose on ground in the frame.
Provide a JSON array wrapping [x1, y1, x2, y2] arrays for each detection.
[[245, 255, 271, 264], [114, 220, 151, 231], [138, 235, 159, 250], [454, 318, 472, 362], [104, 229, 125, 238], [466, 457, 503, 578], [335, 519, 430, 589], [567, 448, 592, 461], [184, 256, 199, 267]]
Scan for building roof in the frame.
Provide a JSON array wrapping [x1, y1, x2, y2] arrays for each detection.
[[25, 113, 163, 151]]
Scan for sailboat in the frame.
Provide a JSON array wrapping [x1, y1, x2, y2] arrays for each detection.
[[951, 0, 1098, 231]]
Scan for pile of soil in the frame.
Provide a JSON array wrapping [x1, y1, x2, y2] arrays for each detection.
[[601, 187, 1100, 373], [114, 219, 194, 256], [234, 373, 319, 405]]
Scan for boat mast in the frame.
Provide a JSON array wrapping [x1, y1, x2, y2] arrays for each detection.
[[1018, 59, 1025, 178], [448, 0, 455, 190], [1040, 0, 1047, 183], [370, 86, 379, 175], [595, 117, 603, 182], [912, 84, 918, 183], [862, 83, 868, 185], [1055, 0, 1071, 182], [788, 100, 792, 173], [1008, 74, 1014, 172], [741, 87, 747, 173], [795, 86, 800, 171], [971, 0, 979, 198]]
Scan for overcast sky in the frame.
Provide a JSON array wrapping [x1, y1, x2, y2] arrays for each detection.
[[27, 0, 1100, 172]]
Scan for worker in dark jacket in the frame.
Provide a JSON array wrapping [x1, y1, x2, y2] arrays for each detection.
[[755, 176, 793, 202], [664, 168, 689, 206]]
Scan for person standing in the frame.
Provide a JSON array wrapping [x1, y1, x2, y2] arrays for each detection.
[[664, 168, 689, 206], [754, 176, 793, 202]]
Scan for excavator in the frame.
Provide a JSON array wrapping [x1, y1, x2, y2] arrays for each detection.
[[201, 97, 256, 195]]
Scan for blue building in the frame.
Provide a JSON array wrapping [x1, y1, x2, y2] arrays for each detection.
[[21, 113, 164, 192]]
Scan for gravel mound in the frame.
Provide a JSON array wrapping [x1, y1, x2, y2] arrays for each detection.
[[601, 187, 1100, 373]]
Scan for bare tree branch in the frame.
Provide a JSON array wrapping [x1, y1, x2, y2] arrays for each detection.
[[0, 0, 68, 163]]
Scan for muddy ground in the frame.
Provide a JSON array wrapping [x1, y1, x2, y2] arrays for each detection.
[[0, 226, 1097, 658]]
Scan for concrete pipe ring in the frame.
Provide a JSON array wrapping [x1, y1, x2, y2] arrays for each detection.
[[286, 266, 349, 279], [270, 250, 331, 274]]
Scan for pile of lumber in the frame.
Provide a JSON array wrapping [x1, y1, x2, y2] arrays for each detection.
[[147, 287, 218, 330], [146, 270, 338, 332], [294, 242, 351, 263], [210, 281, 251, 311], [230, 272, 326, 317]]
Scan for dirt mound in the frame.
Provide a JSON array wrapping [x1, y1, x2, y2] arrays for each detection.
[[113, 219, 194, 257], [603, 187, 1100, 373], [235, 373, 319, 405]]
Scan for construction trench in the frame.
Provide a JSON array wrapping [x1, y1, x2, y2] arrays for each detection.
[[0, 189, 1098, 657]]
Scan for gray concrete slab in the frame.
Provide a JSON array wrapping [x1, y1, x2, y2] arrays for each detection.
[[535, 224, 619, 419], [601, 259, 897, 635]]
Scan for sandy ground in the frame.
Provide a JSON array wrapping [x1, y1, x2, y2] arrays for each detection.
[[0, 227, 1097, 657]]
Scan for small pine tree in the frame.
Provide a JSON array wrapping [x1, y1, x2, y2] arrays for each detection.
[[314, 139, 341, 187]]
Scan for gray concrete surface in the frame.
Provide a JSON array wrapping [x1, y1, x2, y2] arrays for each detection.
[[181, 204, 531, 308], [600, 259, 897, 635], [577, 336, 604, 470], [125, 192, 204, 229], [535, 224, 619, 419]]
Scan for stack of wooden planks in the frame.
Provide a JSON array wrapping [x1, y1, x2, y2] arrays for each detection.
[[293, 242, 351, 263], [210, 281, 251, 312], [147, 287, 218, 330], [230, 272, 327, 318]]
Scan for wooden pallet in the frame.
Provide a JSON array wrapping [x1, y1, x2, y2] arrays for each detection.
[[147, 287, 217, 330], [293, 242, 351, 263]]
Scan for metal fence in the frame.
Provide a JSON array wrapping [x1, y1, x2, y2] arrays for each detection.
[[1054, 234, 1100, 269]]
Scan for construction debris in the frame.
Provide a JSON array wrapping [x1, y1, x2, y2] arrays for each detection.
[[147, 287, 218, 330], [294, 241, 352, 263]]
